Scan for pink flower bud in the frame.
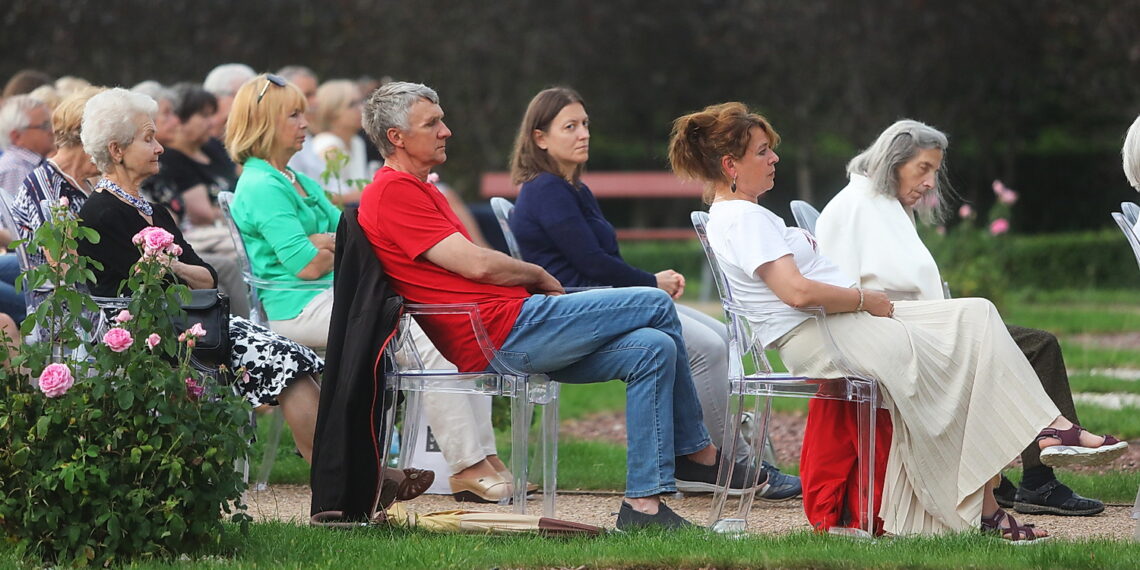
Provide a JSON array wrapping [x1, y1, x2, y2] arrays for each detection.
[[989, 218, 1010, 235], [185, 377, 205, 400], [958, 204, 974, 219], [427, 172, 440, 184], [113, 309, 133, 324], [146, 333, 161, 350], [188, 322, 207, 337], [38, 363, 74, 398], [999, 189, 1018, 205], [59, 196, 70, 208], [102, 327, 134, 352]]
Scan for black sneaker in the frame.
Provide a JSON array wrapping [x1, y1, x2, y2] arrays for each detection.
[[674, 453, 759, 494], [755, 461, 801, 502], [994, 474, 1017, 509], [615, 501, 695, 531], [1013, 479, 1105, 516]]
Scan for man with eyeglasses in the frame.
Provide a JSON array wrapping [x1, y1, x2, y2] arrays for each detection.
[[0, 95, 55, 199]]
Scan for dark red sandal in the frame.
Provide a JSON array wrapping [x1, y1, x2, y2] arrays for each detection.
[[980, 508, 1047, 544], [1036, 424, 1128, 468]]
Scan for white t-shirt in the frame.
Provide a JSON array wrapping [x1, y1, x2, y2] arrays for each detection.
[[311, 133, 370, 195], [707, 200, 855, 346]]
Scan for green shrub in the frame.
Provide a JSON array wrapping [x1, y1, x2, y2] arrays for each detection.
[[0, 202, 250, 566], [618, 240, 706, 279]]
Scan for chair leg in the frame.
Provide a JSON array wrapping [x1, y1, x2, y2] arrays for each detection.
[[510, 383, 530, 513], [254, 408, 286, 491], [843, 380, 878, 539], [539, 393, 559, 518], [373, 381, 400, 516], [397, 391, 423, 470], [709, 386, 767, 532]]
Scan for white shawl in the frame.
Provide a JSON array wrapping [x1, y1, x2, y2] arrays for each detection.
[[815, 174, 945, 301]]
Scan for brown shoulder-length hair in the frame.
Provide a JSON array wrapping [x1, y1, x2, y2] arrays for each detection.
[[225, 74, 307, 165], [509, 87, 587, 186], [667, 102, 780, 204]]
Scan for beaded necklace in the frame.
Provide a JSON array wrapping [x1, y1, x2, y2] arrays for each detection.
[[96, 178, 152, 216], [278, 167, 297, 184]]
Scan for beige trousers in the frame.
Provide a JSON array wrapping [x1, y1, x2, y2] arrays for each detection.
[[775, 298, 1059, 535]]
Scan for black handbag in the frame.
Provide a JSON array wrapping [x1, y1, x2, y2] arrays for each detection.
[[173, 288, 231, 367]]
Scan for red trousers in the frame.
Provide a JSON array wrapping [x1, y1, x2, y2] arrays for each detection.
[[800, 398, 893, 535]]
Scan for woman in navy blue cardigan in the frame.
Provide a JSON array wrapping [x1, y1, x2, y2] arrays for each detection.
[[506, 87, 800, 500]]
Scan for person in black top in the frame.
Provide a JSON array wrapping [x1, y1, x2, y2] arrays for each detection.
[[77, 87, 322, 462]]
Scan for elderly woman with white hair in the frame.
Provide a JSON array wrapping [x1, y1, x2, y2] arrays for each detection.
[[814, 119, 1104, 518], [310, 79, 369, 205], [75, 88, 323, 463], [1125, 115, 1140, 196]]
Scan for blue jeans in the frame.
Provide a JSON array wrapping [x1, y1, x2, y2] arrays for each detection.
[[494, 287, 711, 498], [0, 254, 25, 323]]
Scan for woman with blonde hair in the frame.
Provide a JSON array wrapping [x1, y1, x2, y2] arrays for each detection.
[[667, 101, 1127, 541], [310, 79, 369, 205]]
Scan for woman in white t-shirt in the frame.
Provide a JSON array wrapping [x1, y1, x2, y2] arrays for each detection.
[[311, 79, 370, 205], [666, 102, 1127, 542]]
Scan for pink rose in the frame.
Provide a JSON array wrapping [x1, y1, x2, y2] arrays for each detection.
[[427, 172, 440, 184], [185, 377, 205, 400], [241, 371, 252, 385], [187, 322, 207, 337], [167, 243, 182, 257], [38, 363, 74, 398], [992, 179, 1007, 195], [102, 327, 134, 352], [998, 189, 1018, 205], [958, 204, 974, 219], [143, 227, 175, 253], [145, 333, 161, 350], [59, 196, 69, 208], [113, 310, 133, 324], [990, 218, 1010, 235]]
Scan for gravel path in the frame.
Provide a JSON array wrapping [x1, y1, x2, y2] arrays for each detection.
[[248, 409, 1139, 540]]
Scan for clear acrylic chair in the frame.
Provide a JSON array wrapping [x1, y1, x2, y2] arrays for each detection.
[[218, 190, 331, 490], [489, 197, 522, 260], [691, 211, 882, 537], [1121, 202, 1139, 228], [790, 200, 821, 236], [1112, 212, 1140, 271], [381, 302, 559, 517]]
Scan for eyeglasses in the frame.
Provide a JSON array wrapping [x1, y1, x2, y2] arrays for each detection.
[[24, 121, 51, 132], [256, 74, 288, 105]]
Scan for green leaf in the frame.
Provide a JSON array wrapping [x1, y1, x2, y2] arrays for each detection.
[[36, 415, 51, 439], [117, 389, 134, 410], [10, 446, 29, 467]]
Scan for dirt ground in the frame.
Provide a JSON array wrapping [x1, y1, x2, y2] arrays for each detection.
[[249, 411, 1139, 539]]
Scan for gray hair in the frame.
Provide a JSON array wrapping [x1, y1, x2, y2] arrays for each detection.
[[847, 119, 953, 223], [362, 81, 439, 158], [131, 80, 177, 107], [277, 65, 317, 83], [81, 88, 158, 172], [0, 95, 48, 150], [203, 63, 256, 96], [1124, 114, 1140, 190]]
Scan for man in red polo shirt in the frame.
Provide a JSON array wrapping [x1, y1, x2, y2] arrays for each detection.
[[357, 82, 756, 530]]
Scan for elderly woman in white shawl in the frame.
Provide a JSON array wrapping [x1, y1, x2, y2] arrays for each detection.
[[815, 120, 1105, 519], [1125, 114, 1140, 211]]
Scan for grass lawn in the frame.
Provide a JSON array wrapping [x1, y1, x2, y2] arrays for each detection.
[[5, 523, 1140, 569], [14, 289, 1134, 567]]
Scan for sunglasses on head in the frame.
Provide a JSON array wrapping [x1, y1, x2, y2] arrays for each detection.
[[256, 74, 288, 104]]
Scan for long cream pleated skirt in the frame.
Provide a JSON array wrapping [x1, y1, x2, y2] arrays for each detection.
[[774, 298, 1060, 535]]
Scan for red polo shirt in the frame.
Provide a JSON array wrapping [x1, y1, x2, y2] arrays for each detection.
[[359, 167, 528, 371]]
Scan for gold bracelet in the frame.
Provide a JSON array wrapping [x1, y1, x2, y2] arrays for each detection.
[[856, 288, 865, 312]]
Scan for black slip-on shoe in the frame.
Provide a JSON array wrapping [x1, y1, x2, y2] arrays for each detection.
[[1013, 480, 1105, 516], [615, 501, 695, 531]]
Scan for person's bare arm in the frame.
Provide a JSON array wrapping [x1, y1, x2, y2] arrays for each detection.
[[296, 234, 334, 280], [422, 233, 563, 295], [755, 255, 892, 316], [181, 184, 220, 226], [171, 260, 217, 290]]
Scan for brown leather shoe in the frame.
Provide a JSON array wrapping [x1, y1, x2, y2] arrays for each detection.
[[377, 467, 435, 508]]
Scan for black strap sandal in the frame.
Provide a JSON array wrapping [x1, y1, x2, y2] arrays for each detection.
[[980, 508, 1047, 544]]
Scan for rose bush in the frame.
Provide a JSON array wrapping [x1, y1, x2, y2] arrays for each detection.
[[0, 201, 251, 566]]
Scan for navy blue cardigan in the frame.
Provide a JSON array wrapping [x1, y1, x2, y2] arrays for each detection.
[[510, 172, 655, 288]]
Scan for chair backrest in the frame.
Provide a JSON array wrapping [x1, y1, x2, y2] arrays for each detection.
[[1122, 201, 1140, 227], [690, 211, 774, 375], [0, 190, 44, 308], [789, 200, 821, 235], [217, 191, 268, 325], [489, 197, 522, 260], [1112, 211, 1140, 271]]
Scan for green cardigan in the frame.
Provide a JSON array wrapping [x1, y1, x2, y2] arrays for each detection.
[[231, 156, 341, 320]]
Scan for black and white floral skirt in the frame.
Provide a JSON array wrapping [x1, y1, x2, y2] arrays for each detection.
[[229, 316, 323, 406]]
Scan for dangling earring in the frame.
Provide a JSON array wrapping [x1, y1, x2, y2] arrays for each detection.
[[730, 176, 737, 193]]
